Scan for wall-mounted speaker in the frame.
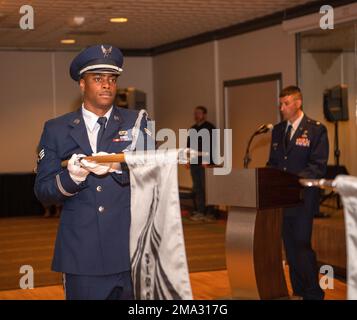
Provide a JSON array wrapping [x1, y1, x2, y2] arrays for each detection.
[[115, 88, 147, 110], [323, 84, 349, 122]]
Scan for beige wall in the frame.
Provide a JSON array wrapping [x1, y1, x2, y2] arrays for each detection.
[[301, 52, 357, 176], [226, 80, 281, 170], [217, 25, 296, 127], [5, 24, 354, 181], [120, 56, 154, 117], [153, 42, 216, 187], [0, 51, 154, 173], [0, 52, 54, 173], [153, 25, 297, 187]]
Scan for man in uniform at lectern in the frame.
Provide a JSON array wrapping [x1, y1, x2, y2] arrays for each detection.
[[34, 44, 152, 300], [267, 86, 329, 300]]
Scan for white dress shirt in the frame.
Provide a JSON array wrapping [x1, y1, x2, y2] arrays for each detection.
[[82, 105, 113, 154], [80, 104, 122, 176], [286, 112, 304, 140]]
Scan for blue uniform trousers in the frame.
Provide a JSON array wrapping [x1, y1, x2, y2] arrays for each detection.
[[63, 271, 134, 300]]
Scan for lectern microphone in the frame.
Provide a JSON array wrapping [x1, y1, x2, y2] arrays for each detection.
[[255, 123, 274, 134], [243, 123, 273, 169]]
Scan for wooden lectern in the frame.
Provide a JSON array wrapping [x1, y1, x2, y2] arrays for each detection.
[[206, 167, 303, 300]]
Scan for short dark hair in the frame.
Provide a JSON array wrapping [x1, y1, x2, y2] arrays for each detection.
[[279, 86, 302, 101], [195, 105, 207, 114]]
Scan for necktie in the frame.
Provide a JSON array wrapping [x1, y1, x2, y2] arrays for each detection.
[[96, 117, 107, 152], [284, 124, 292, 149]]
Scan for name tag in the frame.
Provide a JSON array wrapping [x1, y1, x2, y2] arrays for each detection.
[[113, 128, 133, 142], [113, 135, 131, 142]]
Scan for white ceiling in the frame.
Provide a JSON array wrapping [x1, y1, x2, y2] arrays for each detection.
[[0, 0, 317, 50]]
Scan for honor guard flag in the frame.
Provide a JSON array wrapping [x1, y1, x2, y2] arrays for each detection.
[[335, 175, 357, 300], [125, 149, 193, 300]]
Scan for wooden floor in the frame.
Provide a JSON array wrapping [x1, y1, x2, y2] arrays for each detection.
[[0, 268, 346, 300], [0, 216, 226, 291], [0, 217, 61, 290], [0, 211, 347, 300], [312, 207, 346, 275]]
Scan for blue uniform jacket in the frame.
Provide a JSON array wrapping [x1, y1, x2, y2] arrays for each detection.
[[34, 106, 152, 275], [267, 115, 329, 215]]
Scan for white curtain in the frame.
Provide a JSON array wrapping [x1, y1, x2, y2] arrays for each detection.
[[125, 149, 193, 300], [335, 175, 357, 300]]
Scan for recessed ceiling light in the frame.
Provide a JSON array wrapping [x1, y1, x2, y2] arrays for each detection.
[[73, 16, 85, 26], [61, 39, 76, 44], [110, 17, 128, 23]]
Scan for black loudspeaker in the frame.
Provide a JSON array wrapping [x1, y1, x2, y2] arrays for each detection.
[[115, 88, 147, 110], [323, 84, 349, 122]]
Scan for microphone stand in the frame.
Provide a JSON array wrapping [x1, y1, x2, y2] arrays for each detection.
[[243, 133, 257, 169], [243, 125, 272, 169]]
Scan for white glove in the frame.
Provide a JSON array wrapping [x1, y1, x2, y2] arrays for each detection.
[[67, 153, 90, 183], [81, 152, 121, 176]]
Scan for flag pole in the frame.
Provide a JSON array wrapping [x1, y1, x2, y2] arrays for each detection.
[[60, 149, 210, 168]]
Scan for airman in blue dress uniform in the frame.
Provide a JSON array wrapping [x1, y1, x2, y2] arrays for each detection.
[[267, 86, 329, 300], [34, 44, 152, 300]]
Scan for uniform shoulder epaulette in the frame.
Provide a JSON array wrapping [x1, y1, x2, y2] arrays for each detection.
[[306, 118, 321, 126]]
